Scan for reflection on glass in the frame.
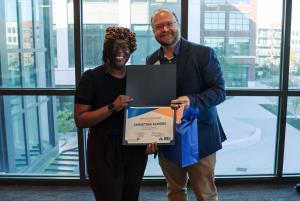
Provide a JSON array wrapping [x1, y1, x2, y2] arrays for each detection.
[[39, 97, 51, 150], [23, 53, 36, 87], [289, 0, 300, 89], [82, 0, 120, 69], [130, 0, 181, 66], [216, 96, 278, 175], [25, 96, 41, 161], [283, 96, 300, 174], [188, 0, 283, 89], [1, 0, 75, 88], [0, 96, 78, 175], [131, 25, 159, 65], [20, 0, 34, 49], [35, 52, 48, 87], [9, 97, 28, 171], [7, 53, 21, 87], [5, 0, 19, 49], [52, 0, 75, 86], [34, 0, 47, 49], [13, 113, 28, 171], [82, 24, 114, 69]]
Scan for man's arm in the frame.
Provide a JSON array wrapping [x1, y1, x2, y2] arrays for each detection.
[[188, 48, 225, 110]]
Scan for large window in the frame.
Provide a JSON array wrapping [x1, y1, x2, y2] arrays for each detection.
[[229, 12, 250, 31], [217, 96, 278, 175], [0, 0, 299, 180], [228, 37, 250, 56], [284, 0, 300, 174], [0, 0, 77, 175], [188, 0, 300, 178], [204, 12, 226, 30], [80, 0, 181, 177], [0, 95, 77, 175], [289, 0, 300, 89]]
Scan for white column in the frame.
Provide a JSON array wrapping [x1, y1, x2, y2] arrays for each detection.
[[119, 0, 131, 28], [55, 0, 69, 69], [188, 0, 201, 43]]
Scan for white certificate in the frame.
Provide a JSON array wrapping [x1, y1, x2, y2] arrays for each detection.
[[123, 106, 175, 145]]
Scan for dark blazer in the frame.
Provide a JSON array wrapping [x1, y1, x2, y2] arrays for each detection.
[[146, 37, 226, 159]]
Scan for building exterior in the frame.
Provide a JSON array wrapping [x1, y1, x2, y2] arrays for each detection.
[[199, 0, 257, 87]]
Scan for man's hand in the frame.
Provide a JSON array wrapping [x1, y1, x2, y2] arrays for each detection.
[[170, 96, 190, 109], [146, 143, 158, 155]]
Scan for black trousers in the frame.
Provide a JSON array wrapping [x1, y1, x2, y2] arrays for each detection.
[[87, 128, 148, 201]]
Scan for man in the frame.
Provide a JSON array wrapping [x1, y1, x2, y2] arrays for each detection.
[[146, 8, 226, 201]]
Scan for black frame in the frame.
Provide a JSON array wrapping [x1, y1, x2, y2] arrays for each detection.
[[0, 0, 299, 184]]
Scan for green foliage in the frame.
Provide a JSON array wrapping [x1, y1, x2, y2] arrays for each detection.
[[57, 108, 75, 134]]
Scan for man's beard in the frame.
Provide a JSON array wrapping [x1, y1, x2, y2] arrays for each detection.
[[157, 33, 179, 47]]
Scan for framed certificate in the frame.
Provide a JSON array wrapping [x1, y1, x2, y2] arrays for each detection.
[[123, 106, 175, 145], [124, 64, 176, 145], [125, 64, 176, 106]]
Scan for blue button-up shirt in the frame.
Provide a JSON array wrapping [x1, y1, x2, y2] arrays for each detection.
[[158, 38, 182, 64]]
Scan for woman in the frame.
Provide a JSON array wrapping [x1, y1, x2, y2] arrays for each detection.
[[74, 27, 148, 201]]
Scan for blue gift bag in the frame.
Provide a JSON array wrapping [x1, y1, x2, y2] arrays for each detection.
[[161, 108, 199, 168]]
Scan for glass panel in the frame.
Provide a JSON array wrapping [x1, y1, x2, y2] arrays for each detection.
[[35, 51, 47, 87], [216, 96, 278, 175], [10, 97, 28, 171], [25, 96, 41, 161], [131, 25, 159, 65], [7, 53, 21, 87], [39, 96, 51, 151], [23, 52, 36, 87], [20, 0, 34, 49], [205, 0, 225, 4], [228, 0, 250, 4], [5, 0, 19, 49], [80, 0, 181, 176], [188, 0, 283, 89], [1, 0, 75, 88], [229, 12, 249, 31], [50, 0, 75, 87], [82, 24, 113, 69], [283, 96, 300, 174], [0, 96, 78, 175], [289, 0, 300, 89], [130, 0, 181, 66], [204, 12, 225, 30], [82, 0, 119, 70]]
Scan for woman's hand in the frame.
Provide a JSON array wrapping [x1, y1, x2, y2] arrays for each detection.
[[112, 95, 134, 112]]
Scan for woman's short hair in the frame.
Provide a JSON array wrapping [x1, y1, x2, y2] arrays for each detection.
[[102, 26, 137, 64]]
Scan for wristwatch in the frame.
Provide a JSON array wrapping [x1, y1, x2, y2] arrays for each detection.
[[108, 103, 117, 114]]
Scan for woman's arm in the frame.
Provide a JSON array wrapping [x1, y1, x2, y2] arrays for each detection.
[[74, 95, 133, 128], [74, 103, 111, 129]]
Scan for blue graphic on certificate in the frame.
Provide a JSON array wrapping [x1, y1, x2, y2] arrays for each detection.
[[123, 107, 175, 145]]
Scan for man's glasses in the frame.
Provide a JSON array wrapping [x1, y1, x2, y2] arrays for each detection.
[[154, 21, 177, 31]]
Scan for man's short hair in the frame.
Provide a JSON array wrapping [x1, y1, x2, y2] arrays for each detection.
[[150, 8, 179, 27]]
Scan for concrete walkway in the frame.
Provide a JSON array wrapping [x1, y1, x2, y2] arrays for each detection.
[[145, 96, 300, 176]]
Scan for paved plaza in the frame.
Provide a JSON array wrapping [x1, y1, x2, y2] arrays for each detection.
[[144, 96, 300, 176]]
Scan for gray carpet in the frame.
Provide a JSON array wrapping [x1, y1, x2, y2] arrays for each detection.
[[0, 183, 299, 201]]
